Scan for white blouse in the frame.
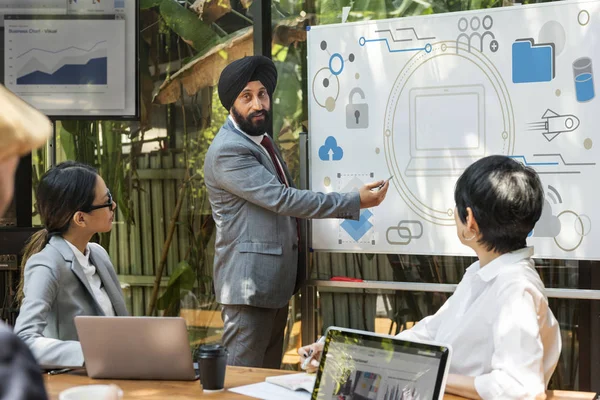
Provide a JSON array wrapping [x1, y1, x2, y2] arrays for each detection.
[[65, 240, 115, 317], [397, 247, 561, 400]]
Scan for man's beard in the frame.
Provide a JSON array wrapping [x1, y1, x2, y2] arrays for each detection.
[[231, 106, 270, 137]]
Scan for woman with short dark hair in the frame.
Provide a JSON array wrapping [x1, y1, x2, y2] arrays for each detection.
[[14, 161, 128, 367], [300, 155, 561, 399]]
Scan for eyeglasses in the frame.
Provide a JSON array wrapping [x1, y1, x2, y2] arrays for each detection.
[[84, 190, 114, 212]]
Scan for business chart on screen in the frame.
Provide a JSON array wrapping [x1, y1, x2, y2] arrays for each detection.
[[1, 0, 137, 118], [308, 0, 600, 259]]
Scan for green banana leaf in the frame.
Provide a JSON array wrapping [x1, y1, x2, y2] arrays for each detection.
[[159, 0, 220, 51], [157, 261, 197, 315]]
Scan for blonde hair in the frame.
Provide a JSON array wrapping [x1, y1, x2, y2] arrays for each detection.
[[0, 85, 52, 163], [0, 85, 52, 302]]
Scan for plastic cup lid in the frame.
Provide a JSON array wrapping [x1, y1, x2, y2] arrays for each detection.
[[199, 344, 228, 357]]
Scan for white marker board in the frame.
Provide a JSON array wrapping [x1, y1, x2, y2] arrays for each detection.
[[308, 0, 598, 259]]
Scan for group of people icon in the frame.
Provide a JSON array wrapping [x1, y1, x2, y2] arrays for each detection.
[[456, 15, 499, 53]]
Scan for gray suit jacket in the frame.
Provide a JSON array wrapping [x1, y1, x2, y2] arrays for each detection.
[[204, 119, 360, 308], [14, 236, 128, 367]]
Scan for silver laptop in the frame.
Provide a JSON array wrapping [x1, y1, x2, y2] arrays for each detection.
[[312, 327, 452, 400], [75, 316, 197, 380]]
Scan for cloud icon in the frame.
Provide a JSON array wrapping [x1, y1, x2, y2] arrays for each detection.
[[319, 136, 343, 161], [533, 199, 561, 238]]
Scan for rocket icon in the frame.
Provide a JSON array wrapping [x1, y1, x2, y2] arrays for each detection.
[[528, 109, 580, 142]]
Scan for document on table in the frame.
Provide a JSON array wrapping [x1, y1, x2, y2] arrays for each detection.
[[229, 381, 312, 400]]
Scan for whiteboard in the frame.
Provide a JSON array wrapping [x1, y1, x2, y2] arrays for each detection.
[[308, 0, 599, 259]]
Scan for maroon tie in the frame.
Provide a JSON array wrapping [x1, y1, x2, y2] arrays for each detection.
[[260, 135, 300, 243], [261, 135, 287, 186]]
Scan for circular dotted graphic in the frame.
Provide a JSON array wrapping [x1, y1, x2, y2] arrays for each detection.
[[312, 67, 339, 111], [312, 41, 357, 112]]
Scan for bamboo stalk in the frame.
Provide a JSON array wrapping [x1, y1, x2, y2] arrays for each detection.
[[148, 172, 190, 316], [162, 153, 179, 277], [148, 79, 191, 316]]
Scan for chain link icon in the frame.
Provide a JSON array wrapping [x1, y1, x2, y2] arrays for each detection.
[[386, 220, 424, 245]]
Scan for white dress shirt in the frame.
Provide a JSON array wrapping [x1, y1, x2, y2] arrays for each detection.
[[65, 240, 115, 317], [397, 247, 561, 400], [228, 115, 289, 186]]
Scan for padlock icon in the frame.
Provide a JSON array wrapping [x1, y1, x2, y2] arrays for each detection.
[[346, 87, 369, 129]]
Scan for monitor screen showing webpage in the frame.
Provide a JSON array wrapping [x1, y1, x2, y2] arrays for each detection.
[[1, 0, 138, 118], [312, 328, 450, 400]]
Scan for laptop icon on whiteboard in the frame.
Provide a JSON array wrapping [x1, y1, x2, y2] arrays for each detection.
[[406, 85, 486, 177]]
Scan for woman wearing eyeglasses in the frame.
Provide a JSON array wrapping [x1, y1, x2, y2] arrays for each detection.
[[14, 161, 128, 367]]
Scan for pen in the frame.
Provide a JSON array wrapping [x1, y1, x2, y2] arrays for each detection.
[[376, 175, 394, 190], [301, 336, 326, 370], [48, 368, 73, 375]]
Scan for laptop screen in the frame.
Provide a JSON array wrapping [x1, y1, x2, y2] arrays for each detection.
[[312, 327, 450, 400]]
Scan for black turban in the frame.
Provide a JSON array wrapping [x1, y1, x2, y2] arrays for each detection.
[[217, 55, 278, 111]]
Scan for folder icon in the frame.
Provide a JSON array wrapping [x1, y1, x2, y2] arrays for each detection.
[[512, 39, 555, 83]]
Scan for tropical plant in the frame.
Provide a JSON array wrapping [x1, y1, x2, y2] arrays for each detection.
[[56, 120, 140, 248]]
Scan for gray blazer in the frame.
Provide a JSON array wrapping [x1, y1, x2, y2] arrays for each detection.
[[14, 236, 128, 367], [204, 119, 360, 308]]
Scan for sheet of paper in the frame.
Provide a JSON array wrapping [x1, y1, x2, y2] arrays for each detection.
[[229, 382, 312, 400], [265, 372, 316, 392]]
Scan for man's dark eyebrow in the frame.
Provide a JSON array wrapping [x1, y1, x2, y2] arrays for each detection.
[[240, 86, 267, 95]]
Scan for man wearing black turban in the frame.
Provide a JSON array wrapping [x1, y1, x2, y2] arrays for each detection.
[[204, 55, 389, 368], [217, 55, 277, 113]]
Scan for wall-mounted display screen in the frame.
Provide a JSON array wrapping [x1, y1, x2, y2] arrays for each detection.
[[1, 0, 138, 119]]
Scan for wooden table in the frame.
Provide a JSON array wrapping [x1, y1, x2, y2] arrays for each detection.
[[44, 366, 596, 400], [45, 367, 298, 400]]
